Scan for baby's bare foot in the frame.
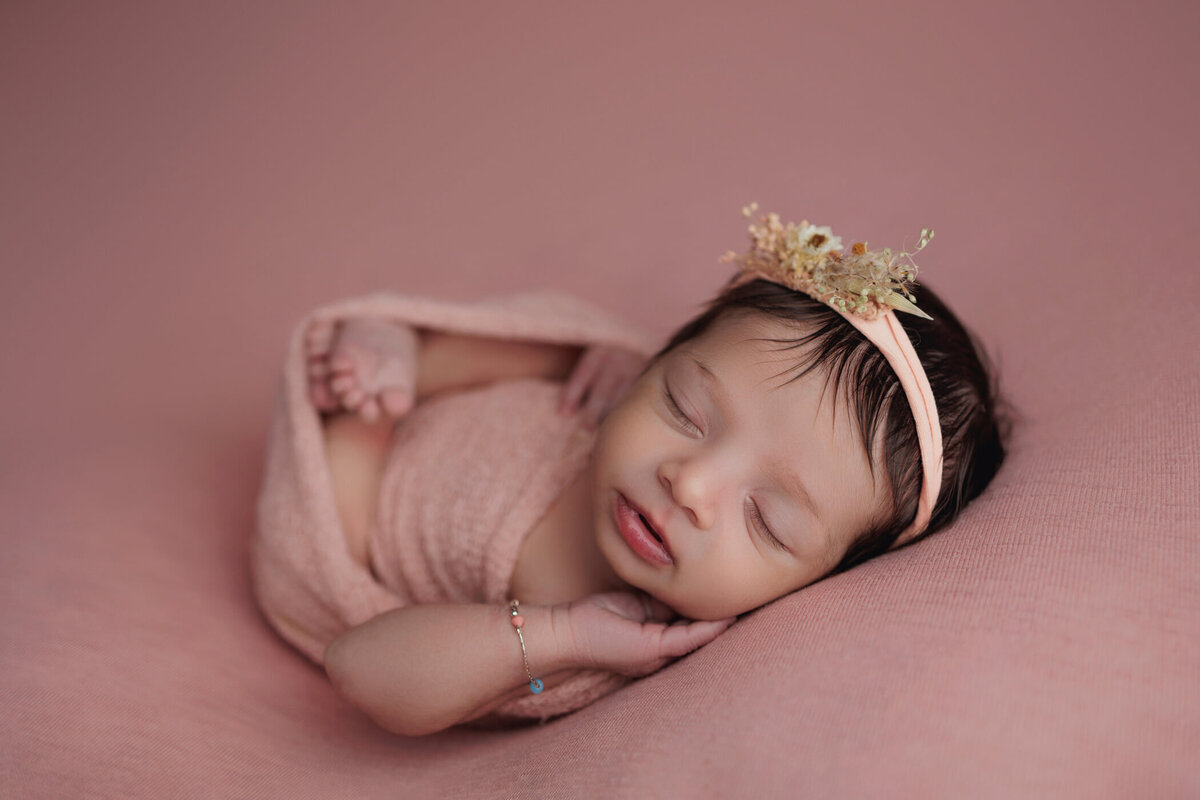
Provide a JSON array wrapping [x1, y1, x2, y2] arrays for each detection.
[[304, 317, 418, 421], [304, 320, 340, 412]]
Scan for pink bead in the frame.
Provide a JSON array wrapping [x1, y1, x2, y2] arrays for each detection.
[[511, 615, 525, 628]]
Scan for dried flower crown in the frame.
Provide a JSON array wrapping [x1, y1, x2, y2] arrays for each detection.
[[719, 202, 935, 321]]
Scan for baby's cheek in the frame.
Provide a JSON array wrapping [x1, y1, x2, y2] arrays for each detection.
[[594, 398, 642, 456]]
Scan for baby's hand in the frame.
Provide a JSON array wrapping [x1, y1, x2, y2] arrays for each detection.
[[558, 345, 647, 429], [557, 591, 736, 677]]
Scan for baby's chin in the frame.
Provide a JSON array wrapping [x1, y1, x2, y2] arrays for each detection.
[[669, 591, 762, 621]]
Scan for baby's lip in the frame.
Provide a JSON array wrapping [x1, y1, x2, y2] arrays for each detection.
[[625, 495, 671, 558]]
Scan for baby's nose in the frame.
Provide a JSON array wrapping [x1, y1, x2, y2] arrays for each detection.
[[658, 459, 717, 530]]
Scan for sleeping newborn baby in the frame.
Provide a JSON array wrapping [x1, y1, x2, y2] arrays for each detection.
[[252, 209, 1007, 735]]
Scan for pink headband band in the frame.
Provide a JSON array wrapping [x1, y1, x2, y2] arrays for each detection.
[[721, 207, 943, 543], [839, 310, 943, 544]]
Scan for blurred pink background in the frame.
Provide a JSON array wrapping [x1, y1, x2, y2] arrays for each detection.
[[3, 1, 1197, 797]]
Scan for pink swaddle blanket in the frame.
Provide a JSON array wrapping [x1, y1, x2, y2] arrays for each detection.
[[251, 289, 657, 724]]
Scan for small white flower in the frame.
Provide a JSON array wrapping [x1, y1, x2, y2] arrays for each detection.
[[790, 222, 843, 258]]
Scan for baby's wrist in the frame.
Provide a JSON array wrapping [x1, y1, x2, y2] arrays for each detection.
[[517, 604, 582, 676], [548, 604, 585, 669]]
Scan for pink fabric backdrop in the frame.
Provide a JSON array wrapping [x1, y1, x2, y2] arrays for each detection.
[[2, 1, 1197, 797]]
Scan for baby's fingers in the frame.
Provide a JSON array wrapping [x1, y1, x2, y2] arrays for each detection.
[[656, 617, 737, 659]]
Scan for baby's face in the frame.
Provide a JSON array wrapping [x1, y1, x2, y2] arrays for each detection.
[[589, 311, 892, 620]]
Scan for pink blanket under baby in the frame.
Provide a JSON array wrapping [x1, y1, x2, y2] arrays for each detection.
[[251, 290, 657, 724]]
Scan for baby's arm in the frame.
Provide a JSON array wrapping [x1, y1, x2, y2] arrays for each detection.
[[323, 603, 577, 736], [323, 593, 736, 736], [415, 332, 646, 428], [414, 331, 583, 402]]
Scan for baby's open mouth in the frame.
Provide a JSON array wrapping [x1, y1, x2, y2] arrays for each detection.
[[617, 493, 673, 565], [638, 512, 663, 543]]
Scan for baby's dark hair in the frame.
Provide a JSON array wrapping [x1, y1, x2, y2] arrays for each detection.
[[651, 277, 1011, 575]]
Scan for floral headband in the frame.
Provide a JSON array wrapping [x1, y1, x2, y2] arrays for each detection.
[[720, 203, 943, 544]]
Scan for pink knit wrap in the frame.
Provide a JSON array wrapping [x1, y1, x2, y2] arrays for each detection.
[[251, 290, 657, 724]]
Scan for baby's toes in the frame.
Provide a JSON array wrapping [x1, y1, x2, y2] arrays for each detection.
[[307, 357, 331, 379], [328, 352, 377, 400], [304, 355, 339, 410], [379, 387, 414, 418], [329, 351, 356, 374], [308, 376, 340, 411], [358, 396, 382, 423], [304, 319, 337, 359], [328, 356, 362, 393], [330, 374, 366, 410]]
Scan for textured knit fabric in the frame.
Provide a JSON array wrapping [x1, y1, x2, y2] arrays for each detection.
[[371, 378, 635, 723], [250, 290, 656, 725]]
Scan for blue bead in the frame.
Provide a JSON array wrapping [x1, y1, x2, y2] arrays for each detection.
[[530, 679, 544, 694]]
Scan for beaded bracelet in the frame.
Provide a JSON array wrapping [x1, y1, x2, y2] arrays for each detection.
[[508, 599, 544, 694]]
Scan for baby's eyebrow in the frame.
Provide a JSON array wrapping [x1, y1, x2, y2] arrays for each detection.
[[681, 353, 732, 419], [768, 456, 821, 524], [688, 355, 726, 405]]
